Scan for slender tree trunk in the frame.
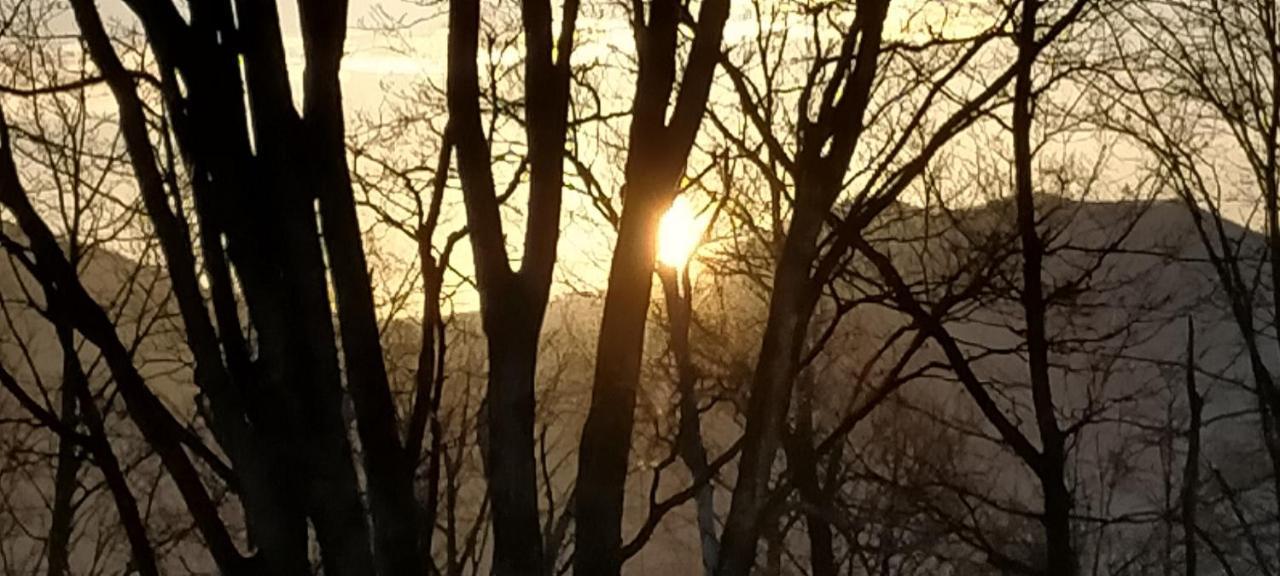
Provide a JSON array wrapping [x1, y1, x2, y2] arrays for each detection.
[[45, 332, 81, 576], [276, 196, 377, 576], [410, 229, 450, 566], [171, 7, 322, 572], [230, 4, 381, 574], [54, 325, 160, 576], [444, 0, 581, 566], [1162, 400, 1176, 576], [1013, 1, 1075, 572], [445, 0, 566, 564], [715, 3, 888, 570], [788, 370, 836, 576], [1183, 317, 1201, 576], [445, 0, 579, 567], [762, 516, 783, 576], [660, 267, 720, 575], [84, 0, 373, 570], [297, 2, 425, 572], [715, 199, 823, 576], [168, 39, 314, 576], [64, 9, 311, 574], [60, 0, 405, 571], [45, 422, 77, 576], [0, 110, 246, 574], [1038, 462, 1075, 576], [1263, 12, 1280, 553]]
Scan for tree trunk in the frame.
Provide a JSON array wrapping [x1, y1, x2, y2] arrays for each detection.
[[409, 224, 450, 566], [573, 0, 728, 569], [445, 0, 581, 566], [715, 199, 823, 576], [486, 304, 547, 575], [1039, 463, 1075, 576], [163, 5, 321, 571], [55, 325, 161, 576], [45, 331, 82, 576], [788, 371, 836, 576], [64, 6, 313, 573], [1013, 1, 1075, 572], [714, 4, 888, 571], [298, 2, 425, 572], [660, 267, 719, 575], [0, 110, 246, 574], [227, 4, 381, 574], [1262, 14, 1280, 555], [577, 185, 670, 575], [1182, 317, 1201, 576]]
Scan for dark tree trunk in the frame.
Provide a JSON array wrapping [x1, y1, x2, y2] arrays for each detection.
[[45, 331, 82, 576], [486, 309, 547, 575], [215, 2, 380, 573], [788, 371, 836, 576], [61, 8, 309, 573], [659, 267, 719, 575], [714, 3, 888, 571], [573, 0, 728, 571], [35, 0, 444, 571], [163, 5, 320, 571], [297, 2, 425, 573], [1038, 462, 1075, 576], [1183, 317, 1201, 576], [446, 0, 548, 564], [576, 185, 669, 575], [0, 109, 246, 574], [76, 0, 383, 571], [445, 0, 546, 567], [444, 0, 577, 569], [715, 201, 823, 576], [54, 325, 161, 576], [408, 157, 452, 563], [1012, 1, 1075, 572]]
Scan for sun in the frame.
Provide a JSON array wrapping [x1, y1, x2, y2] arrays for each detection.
[[657, 195, 704, 269]]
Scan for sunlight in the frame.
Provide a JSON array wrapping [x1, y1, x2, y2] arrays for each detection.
[[657, 195, 703, 269]]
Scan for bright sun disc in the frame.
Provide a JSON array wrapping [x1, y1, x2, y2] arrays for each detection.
[[657, 196, 702, 268]]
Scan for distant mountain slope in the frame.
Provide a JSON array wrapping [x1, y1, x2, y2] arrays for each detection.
[[1, 197, 1273, 573]]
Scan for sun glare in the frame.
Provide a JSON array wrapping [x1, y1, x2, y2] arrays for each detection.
[[657, 195, 703, 269]]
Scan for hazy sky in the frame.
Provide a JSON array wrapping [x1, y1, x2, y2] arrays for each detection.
[[31, 0, 1258, 318]]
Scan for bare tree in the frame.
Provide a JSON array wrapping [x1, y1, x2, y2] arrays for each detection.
[[573, 0, 730, 571], [1184, 316, 1203, 576], [707, 0, 1091, 572], [2, 0, 1273, 573], [445, 0, 579, 570], [0, 0, 434, 571], [1105, 0, 1280, 567], [0, 21, 179, 571], [1012, 1, 1075, 570]]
